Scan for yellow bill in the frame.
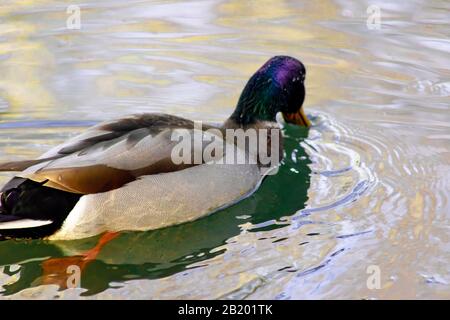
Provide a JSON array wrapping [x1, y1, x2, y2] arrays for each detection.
[[283, 108, 311, 127]]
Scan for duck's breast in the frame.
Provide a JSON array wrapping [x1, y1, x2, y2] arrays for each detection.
[[49, 163, 262, 240]]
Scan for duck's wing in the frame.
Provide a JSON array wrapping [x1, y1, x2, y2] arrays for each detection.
[[0, 113, 212, 194]]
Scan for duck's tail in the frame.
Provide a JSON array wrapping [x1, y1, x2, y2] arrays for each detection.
[[0, 155, 62, 172], [0, 214, 53, 239], [0, 159, 46, 172], [0, 178, 81, 239]]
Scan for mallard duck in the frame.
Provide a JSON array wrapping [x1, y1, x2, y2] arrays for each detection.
[[0, 55, 310, 241]]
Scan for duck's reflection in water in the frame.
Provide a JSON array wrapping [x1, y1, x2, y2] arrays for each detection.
[[0, 125, 310, 296]]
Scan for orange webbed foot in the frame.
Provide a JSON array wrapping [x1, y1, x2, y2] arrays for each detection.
[[40, 232, 120, 289]]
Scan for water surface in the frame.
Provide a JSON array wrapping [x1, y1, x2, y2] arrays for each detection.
[[0, 0, 449, 299]]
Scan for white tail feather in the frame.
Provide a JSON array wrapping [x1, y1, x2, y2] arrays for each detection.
[[0, 219, 53, 230]]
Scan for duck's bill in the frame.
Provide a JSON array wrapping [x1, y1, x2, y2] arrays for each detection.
[[283, 108, 311, 127]]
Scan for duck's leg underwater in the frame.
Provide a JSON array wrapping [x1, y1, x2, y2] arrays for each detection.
[[40, 232, 120, 289]]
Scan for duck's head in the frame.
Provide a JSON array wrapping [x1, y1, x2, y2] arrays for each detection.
[[229, 55, 310, 127]]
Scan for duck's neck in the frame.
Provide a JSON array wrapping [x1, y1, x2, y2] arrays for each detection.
[[227, 77, 282, 128], [223, 117, 278, 130]]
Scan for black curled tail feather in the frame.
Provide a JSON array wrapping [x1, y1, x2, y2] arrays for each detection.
[[0, 177, 81, 239]]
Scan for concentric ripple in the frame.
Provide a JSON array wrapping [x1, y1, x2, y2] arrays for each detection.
[[297, 113, 377, 218]]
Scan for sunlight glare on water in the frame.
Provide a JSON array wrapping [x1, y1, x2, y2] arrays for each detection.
[[0, 0, 449, 299]]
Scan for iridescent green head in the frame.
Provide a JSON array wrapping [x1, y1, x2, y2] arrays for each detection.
[[230, 56, 310, 127]]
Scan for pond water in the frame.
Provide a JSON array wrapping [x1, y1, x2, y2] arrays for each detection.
[[0, 0, 449, 299]]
